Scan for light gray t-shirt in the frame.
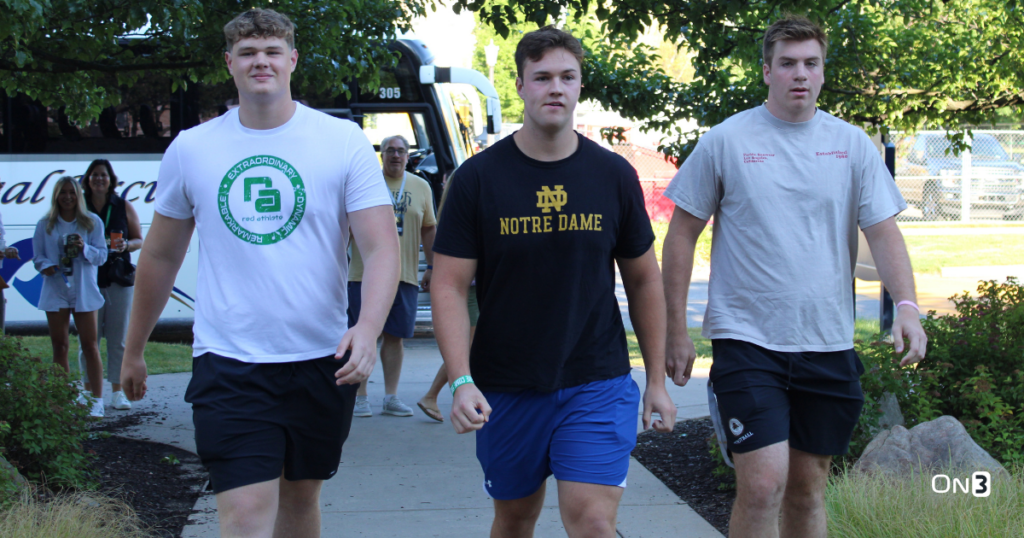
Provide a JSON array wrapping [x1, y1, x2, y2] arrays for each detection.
[[663, 105, 907, 352]]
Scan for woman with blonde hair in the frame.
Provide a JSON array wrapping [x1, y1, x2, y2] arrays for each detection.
[[32, 176, 108, 417]]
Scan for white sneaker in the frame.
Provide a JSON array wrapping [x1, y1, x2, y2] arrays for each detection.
[[89, 397, 105, 418], [381, 395, 413, 417], [111, 391, 132, 410], [353, 396, 372, 417], [75, 391, 89, 406]]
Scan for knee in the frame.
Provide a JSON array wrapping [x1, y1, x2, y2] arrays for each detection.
[[738, 475, 787, 513], [220, 494, 276, 534], [494, 500, 544, 533], [563, 507, 616, 537]]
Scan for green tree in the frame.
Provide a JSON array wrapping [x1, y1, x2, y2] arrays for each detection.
[[1, 0, 434, 123], [472, 15, 526, 123], [455, 0, 1024, 161]]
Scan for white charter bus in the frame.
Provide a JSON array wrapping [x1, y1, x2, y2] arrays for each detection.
[[0, 38, 500, 333]]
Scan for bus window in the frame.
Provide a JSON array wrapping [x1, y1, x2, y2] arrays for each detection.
[[363, 112, 420, 151], [436, 84, 469, 166]]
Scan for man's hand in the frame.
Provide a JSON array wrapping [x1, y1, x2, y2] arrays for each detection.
[[450, 383, 491, 434], [334, 323, 379, 385], [41, 266, 57, 276], [643, 384, 677, 433], [893, 306, 927, 367], [3, 247, 19, 260], [120, 354, 149, 401], [420, 268, 432, 293], [666, 333, 697, 386]]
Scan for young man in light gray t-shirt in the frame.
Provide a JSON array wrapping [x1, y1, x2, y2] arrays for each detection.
[[662, 15, 927, 538]]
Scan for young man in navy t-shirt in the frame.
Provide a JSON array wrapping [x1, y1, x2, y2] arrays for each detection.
[[431, 25, 677, 537]]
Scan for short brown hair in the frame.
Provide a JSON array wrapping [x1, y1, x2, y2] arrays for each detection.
[[514, 25, 585, 78], [224, 9, 295, 51], [762, 15, 827, 68]]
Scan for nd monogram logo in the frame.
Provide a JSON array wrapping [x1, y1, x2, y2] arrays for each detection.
[[244, 177, 282, 213], [536, 185, 567, 213]]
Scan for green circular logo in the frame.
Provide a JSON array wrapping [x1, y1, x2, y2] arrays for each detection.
[[218, 155, 306, 245]]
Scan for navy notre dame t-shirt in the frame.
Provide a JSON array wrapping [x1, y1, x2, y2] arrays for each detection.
[[433, 133, 655, 392]]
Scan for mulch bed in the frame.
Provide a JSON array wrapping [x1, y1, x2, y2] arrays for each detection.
[[84, 412, 208, 537], [631, 417, 736, 536]]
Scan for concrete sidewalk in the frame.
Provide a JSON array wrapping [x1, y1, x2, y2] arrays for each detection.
[[108, 339, 722, 538]]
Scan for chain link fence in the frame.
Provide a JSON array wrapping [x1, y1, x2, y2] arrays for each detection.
[[891, 129, 1024, 222], [606, 144, 678, 222]]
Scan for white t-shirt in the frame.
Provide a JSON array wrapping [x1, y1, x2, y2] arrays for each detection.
[[155, 103, 392, 363], [664, 105, 907, 352]]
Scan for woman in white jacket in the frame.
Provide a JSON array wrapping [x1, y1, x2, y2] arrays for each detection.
[[32, 176, 108, 417]]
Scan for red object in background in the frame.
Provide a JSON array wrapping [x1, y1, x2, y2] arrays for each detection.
[[640, 180, 676, 222]]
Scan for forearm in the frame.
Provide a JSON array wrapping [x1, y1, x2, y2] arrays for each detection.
[[124, 249, 184, 357], [432, 282, 472, 381], [662, 217, 701, 341], [354, 241, 400, 336], [421, 226, 436, 265], [864, 220, 917, 304], [125, 238, 144, 253], [625, 272, 668, 384]]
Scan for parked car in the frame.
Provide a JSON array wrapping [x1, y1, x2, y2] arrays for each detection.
[[896, 132, 1024, 220]]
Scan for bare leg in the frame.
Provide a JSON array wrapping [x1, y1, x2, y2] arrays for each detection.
[[557, 481, 623, 538], [729, 441, 789, 538], [216, 478, 280, 538], [45, 310, 72, 374], [73, 310, 103, 398], [492, 482, 546, 538], [419, 327, 475, 420], [380, 332, 404, 395], [779, 448, 831, 538], [273, 476, 323, 538]]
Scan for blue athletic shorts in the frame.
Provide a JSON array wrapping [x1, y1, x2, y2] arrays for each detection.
[[476, 373, 640, 500], [347, 281, 419, 338]]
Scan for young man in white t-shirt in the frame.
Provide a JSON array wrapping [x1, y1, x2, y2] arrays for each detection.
[[662, 16, 927, 538], [119, 9, 399, 538]]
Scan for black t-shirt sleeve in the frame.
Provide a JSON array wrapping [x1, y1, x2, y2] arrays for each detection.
[[612, 167, 655, 259], [432, 166, 479, 259]]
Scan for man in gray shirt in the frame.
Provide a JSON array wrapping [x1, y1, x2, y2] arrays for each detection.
[[662, 15, 927, 538]]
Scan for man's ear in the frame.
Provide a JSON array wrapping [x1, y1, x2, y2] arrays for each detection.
[[515, 77, 524, 98], [225, 51, 233, 72]]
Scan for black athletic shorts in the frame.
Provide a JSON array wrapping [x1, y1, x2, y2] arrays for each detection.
[[184, 352, 357, 493], [709, 339, 865, 456]]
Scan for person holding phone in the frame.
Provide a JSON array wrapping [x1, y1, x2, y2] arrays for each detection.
[[77, 159, 145, 412], [32, 176, 108, 417]]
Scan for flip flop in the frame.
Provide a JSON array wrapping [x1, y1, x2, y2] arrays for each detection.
[[417, 401, 444, 423]]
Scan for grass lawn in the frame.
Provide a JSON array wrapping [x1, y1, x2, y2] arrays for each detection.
[[16, 336, 194, 376], [903, 234, 1024, 274], [651, 221, 712, 265], [628, 318, 882, 369]]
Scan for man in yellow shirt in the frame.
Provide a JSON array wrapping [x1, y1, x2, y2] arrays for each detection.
[[349, 134, 437, 416]]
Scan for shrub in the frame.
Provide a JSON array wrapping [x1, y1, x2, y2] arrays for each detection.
[[0, 337, 96, 489], [853, 278, 1024, 467]]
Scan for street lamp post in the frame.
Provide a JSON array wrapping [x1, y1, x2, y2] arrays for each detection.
[[484, 39, 500, 146]]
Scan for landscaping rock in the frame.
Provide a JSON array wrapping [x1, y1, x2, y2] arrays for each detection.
[[0, 454, 30, 493], [854, 415, 1009, 478], [876, 392, 905, 432]]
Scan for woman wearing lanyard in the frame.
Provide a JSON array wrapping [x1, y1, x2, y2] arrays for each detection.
[[79, 159, 145, 412]]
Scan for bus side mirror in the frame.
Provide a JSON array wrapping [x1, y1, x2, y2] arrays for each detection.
[[486, 97, 502, 135]]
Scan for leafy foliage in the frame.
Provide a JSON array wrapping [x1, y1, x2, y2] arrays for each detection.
[[0, 337, 96, 489], [1, 0, 436, 123], [853, 278, 1024, 467], [456, 0, 1024, 161]]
